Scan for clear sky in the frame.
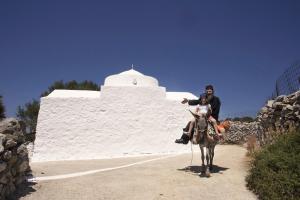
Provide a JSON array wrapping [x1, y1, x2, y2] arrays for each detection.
[[0, 0, 299, 119]]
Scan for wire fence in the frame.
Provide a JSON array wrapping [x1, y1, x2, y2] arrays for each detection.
[[224, 61, 300, 119], [270, 61, 300, 99]]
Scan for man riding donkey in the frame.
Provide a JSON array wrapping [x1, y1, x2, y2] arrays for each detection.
[[175, 84, 226, 144]]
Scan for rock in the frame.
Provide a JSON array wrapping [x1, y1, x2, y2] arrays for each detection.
[[0, 118, 19, 135], [289, 95, 298, 104], [5, 134, 18, 142], [17, 144, 28, 158], [13, 131, 25, 143], [17, 160, 29, 173], [0, 134, 5, 144], [15, 176, 25, 185], [0, 162, 6, 173], [11, 167, 16, 177], [0, 135, 5, 154], [0, 173, 8, 184], [293, 104, 300, 111], [0, 184, 3, 195], [273, 110, 281, 116], [267, 100, 274, 107], [5, 139, 17, 149], [275, 95, 286, 102], [2, 151, 12, 161], [282, 96, 291, 104], [286, 105, 294, 111], [0, 118, 30, 199], [272, 102, 285, 110], [261, 107, 268, 113], [6, 182, 15, 196], [7, 155, 17, 166], [0, 145, 4, 154]]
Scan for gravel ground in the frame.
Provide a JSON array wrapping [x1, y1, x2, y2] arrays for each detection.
[[14, 145, 257, 200]]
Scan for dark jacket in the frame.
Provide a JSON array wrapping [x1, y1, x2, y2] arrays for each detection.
[[188, 95, 221, 121]]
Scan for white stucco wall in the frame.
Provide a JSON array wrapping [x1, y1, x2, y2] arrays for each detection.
[[48, 90, 100, 98], [33, 71, 199, 162]]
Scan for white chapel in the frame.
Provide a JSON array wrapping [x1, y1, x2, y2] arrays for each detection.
[[32, 69, 197, 162]]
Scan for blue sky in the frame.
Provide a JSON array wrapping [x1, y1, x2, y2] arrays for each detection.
[[0, 0, 299, 119]]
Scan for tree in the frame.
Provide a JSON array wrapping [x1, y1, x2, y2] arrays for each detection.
[[16, 100, 40, 133], [232, 116, 255, 123], [16, 80, 99, 134], [41, 80, 99, 97], [0, 95, 5, 120]]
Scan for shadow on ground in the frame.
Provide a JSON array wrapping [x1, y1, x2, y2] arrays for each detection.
[[178, 165, 229, 177], [10, 182, 37, 200], [8, 172, 37, 200]]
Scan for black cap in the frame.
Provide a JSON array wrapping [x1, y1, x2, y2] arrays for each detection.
[[205, 85, 214, 90]]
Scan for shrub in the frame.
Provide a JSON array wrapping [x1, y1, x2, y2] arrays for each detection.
[[246, 130, 300, 200]]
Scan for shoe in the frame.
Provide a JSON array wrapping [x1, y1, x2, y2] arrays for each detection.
[[175, 133, 190, 144], [175, 138, 185, 144]]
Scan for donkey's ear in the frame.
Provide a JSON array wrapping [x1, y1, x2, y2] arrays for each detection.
[[189, 110, 199, 119]]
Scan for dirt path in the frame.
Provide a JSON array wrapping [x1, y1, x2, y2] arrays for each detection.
[[15, 145, 257, 200]]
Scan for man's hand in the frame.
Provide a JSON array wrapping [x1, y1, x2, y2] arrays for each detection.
[[181, 98, 188, 104]]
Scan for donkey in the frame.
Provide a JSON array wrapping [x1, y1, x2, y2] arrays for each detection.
[[189, 110, 218, 177]]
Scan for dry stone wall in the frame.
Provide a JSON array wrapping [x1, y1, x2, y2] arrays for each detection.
[[223, 121, 261, 144], [0, 118, 30, 199], [224, 90, 300, 146], [257, 90, 300, 145]]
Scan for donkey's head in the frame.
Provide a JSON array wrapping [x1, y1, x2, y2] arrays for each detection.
[[189, 110, 208, 144]]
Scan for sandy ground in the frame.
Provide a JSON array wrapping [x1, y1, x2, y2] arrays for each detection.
[[14, 145, 257, 200]]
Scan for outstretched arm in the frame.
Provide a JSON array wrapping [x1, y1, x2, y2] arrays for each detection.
[[182, 96, 201, 105], [188, 99, 200, 105]]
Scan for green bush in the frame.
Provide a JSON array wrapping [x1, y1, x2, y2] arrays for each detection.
[[246, 130, 300, 200]]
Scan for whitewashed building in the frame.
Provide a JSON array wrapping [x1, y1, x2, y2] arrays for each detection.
[[32, 69, 197, 162]]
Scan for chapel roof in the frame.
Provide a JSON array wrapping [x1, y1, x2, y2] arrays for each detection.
[[119, 69, 144, 76], [104, 68, 159, 87]]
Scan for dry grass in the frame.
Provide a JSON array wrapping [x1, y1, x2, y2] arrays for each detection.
[[246, 135, 260, 156]]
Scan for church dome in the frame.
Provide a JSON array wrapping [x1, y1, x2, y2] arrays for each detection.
[[104, 69, 159, 87]]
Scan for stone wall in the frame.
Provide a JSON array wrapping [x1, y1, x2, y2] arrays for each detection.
[[223, 90, 300, 146], [0, 118, 30, 199], [257, 90, 300, 145], [223, 121, 261, 144]]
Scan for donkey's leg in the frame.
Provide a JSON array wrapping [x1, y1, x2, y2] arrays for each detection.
[[205, 147, 211, 177], [200, 146, 205, 173], [209, 145, 215, 170], [206, 147, 210, 167]]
